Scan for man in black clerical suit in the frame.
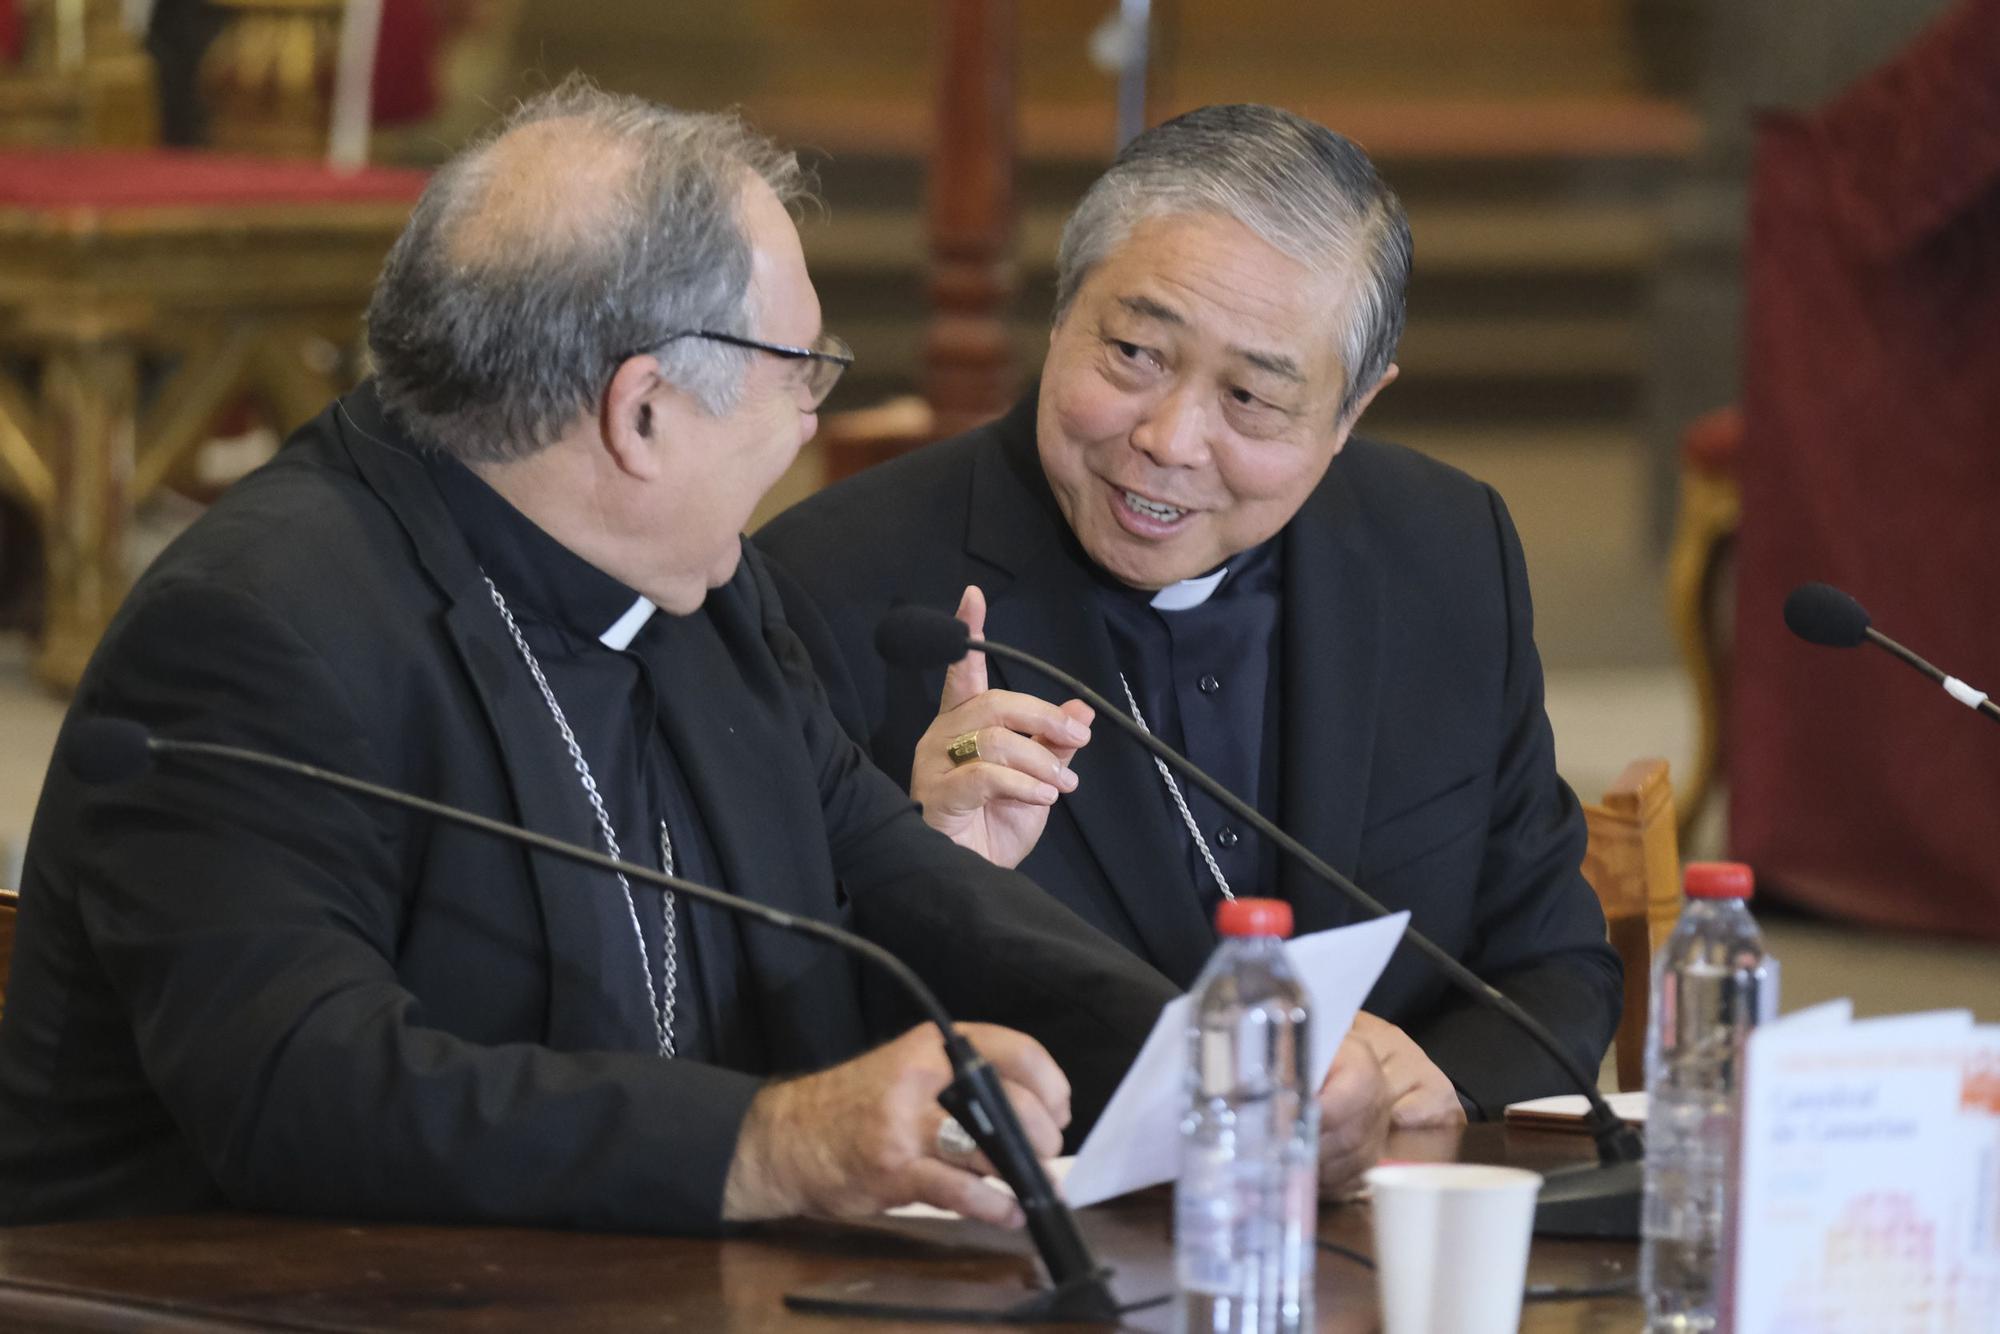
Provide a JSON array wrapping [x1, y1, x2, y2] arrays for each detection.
[[0, 87, 1394, 1232], [758, 104, 1622, 1125]]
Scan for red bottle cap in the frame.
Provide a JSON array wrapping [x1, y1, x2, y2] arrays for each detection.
[[1684, 861, 1755, 900], [1215, 898, 1294, 938]]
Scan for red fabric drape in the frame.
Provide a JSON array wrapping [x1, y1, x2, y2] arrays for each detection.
[[0, 0, 21, 67], [1730, 0, 2000, 940], [0, 148, 426, 208], [372, 0, 443, 128]]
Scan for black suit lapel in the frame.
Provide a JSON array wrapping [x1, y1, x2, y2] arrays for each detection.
[[1277, 464, 1384, 925], [333, 384, 660, 1052], [443, 598, 662, 1050], [967, 420, 1217, 984], [645, 598, 860, 1077]]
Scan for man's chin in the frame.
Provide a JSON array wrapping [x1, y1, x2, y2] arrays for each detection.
[[644, 544, 742, 615], [1084, 534, 1219, 592], [707, 541, 745, 590]]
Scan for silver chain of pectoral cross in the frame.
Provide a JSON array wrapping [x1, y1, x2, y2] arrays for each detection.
[[1117, 672, 1235, 902], [485, 577, 679, 1058]]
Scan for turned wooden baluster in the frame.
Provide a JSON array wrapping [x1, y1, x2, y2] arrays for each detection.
[[30, 300, 144, 691], [821, 0, 1021, 482], [922, 0, 1019, 439]]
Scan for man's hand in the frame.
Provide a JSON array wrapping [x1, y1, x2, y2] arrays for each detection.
[[722, 1022, 1071, 1227], [1347, 1011, 1468, 1130], [1316, 1030, 1392, 1193], [909, 585, 1094, 868]]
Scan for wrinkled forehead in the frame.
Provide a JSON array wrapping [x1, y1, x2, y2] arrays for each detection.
[[1085, 211, 1359, 385]]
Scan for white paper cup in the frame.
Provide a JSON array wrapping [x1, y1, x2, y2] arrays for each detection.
[[1364, 1162, 1543, 1334]]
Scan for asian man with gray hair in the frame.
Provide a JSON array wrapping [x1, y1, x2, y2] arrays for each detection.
[[760, 103, 1622, 1128]]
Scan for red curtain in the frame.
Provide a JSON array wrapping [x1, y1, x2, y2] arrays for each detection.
[[0, 0, 21, 67], [0, 148, 426, 208], [1729, 0, 2000, 940], [373, 0, 444, 128]]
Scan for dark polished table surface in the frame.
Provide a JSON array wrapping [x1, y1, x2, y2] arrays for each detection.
[[0, 1125, 1642, 1331]]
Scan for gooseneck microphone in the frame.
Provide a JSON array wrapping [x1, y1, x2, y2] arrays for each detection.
[[1784, 582, 2000, 725], [65, 717, 1139, 1325], [876, 606, 1645, 1238]]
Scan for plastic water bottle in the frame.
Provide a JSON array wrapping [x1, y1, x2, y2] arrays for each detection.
[[1176, 897, 1319, 1334], [1641, 861, 1780, 1332]]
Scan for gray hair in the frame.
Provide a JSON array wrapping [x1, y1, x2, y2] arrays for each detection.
[[365, 77, 809, 464], [1053, 104, 1411, 423]]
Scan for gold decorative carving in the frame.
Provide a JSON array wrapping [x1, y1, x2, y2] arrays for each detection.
[[199, 0, 347, 158], [0, 0, 159, 148], [0, 194, 411, 691]]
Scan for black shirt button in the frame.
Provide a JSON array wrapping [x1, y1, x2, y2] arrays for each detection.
[[1198, 673, 1221, 693], [1216, 826, 1240, 849]]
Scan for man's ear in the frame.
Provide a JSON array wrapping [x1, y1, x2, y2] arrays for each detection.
[[602, 355, 670, 481], [1329, 362, 1399, 457]]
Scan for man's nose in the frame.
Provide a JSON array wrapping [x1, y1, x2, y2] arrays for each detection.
[[1129, 383, 1210, 468]]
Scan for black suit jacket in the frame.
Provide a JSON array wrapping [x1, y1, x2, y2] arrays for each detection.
[[0, 385, 1176, 1230], [756, 392, 1621, 1117]]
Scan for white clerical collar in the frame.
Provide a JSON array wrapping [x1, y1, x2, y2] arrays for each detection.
[[598, 595, 658, 650], [1149, 567, 1229, 611]]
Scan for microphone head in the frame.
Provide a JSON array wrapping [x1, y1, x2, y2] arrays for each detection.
[[1784, 582, 1872, 648], [875, 605, 972, 669], [65, 717, 156, 785]]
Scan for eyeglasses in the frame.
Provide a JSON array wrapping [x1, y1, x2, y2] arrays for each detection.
[[620, 330, 855, 409]]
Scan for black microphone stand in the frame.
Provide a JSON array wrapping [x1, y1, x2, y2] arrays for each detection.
[[948, 631, 1645, 1238], [1784, 582, 2000, 726], [122, 731, 1144, 1323], [1858, 627, 2000, 726]]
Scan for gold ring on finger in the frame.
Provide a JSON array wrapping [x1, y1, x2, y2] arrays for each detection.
[[947, 731, 982, 766]]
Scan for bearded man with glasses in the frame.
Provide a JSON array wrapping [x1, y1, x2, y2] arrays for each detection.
[[0, 82, 1197, 1234]]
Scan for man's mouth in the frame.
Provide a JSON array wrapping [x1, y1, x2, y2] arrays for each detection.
[[1120, 489, 1190, 524]]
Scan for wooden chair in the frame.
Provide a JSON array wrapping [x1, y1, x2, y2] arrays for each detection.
[[0, 149, 425, 691], [1665, 406, 1742, 842], [1580, 758, 1682, 1091], [0, 887, 18, 1026]]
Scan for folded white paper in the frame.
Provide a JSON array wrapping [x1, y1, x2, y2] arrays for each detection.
[[887, 1157, 1074, 1220], [1060, 912, 1409, 1209], [1503, 1090, 1649, 1126]]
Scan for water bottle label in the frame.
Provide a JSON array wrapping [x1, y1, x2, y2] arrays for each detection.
[[1175, 1181, 1241, 1297]]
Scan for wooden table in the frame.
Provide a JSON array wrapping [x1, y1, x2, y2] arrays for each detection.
[[0, 1126, 1642, 1331], [0, 149, 424, 691]]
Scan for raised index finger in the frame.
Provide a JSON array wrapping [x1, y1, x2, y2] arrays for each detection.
[[937, 584, 989, 713]]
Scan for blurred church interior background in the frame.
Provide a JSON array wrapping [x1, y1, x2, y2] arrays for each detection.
[[3, 0, 1996, 1035]]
